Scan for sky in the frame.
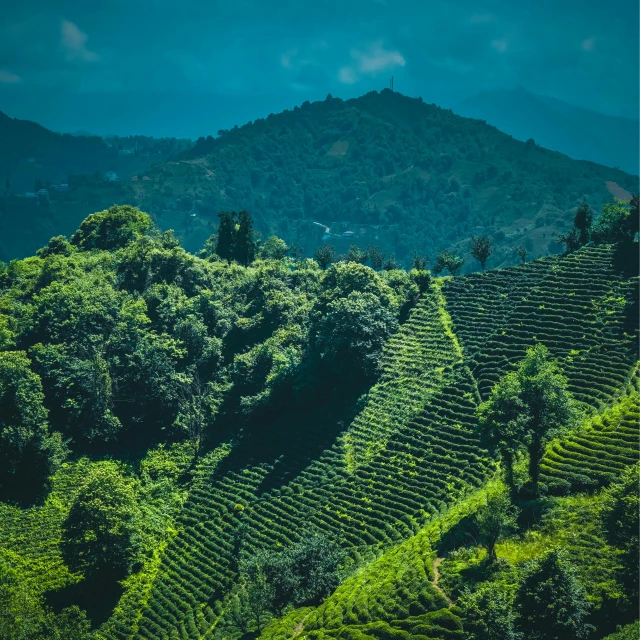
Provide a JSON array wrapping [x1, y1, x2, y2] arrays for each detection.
[[0, 0, 637, 138]]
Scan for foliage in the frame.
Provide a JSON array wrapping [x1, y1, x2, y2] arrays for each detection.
[[574, 200, 593, 246], [515, 550, 593, 640], [0, 351, 66, 498], [458, 583, 520, 640], [314, 243, 337, 270], [260, 236, 289, 260], [469, 235, 493, 270], [475, 487, 519, 561], [215, 210, 235, 263], [311, 262, 399, 377], [514, 246, 527, 264], [61, 461, 142, 579], [236, 209, 257, 266], [477, 344, 578, 494], [70, 205, 153, 251], [600, 464, 639, 602], [434, 250, 464, 275]]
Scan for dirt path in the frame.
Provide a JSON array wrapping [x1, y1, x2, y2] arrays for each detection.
[[432, 557, 453, 607]]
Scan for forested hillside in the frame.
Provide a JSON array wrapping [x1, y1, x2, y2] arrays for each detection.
[[0, 200, 637, 639], [2, 90, 637, 270], [0, 111, 192, 262], [122, 90, 637, 266]]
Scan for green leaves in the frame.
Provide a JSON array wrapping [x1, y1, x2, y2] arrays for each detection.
[[70, 205, 153, 251], [62, 462, 141, 580]]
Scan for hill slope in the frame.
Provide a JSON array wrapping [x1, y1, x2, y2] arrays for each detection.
[[3, 90, 637, 268], [455, 86, 640, 175], [0, 207, 637, 639], [121, 90, 637, 264]]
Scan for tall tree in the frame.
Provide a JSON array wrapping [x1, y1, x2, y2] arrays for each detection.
[[600, 464, 639, 602], [574, 200, 593, 246], [62, 462, 141, 579], [411, 251, 429, 270], [366, 245, 385, 271], [314, 243, 336, 270], [470, 235, 493, 270], [475, 487, 519, 561], [477, 344, 577, 495], [235, 210, 256, 266], [514, 246, 527, 264], [216, 211, 236, 264], [516, 550, 593, 640]]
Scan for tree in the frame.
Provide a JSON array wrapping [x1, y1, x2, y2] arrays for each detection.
[[314, 243, 336, 270], [434, 250, 464, 276], [345, 245, 367, 264], [62, 462, 141, 579], [239, 561, 274, 632], [259, 236, 289, 260], [174, 374, 209, 462], [216, 211, 236, 263], [411, 251, 429, 270], [477, 345, 577, 495], [0, 351, 66, 499], [515, 246, 527, 264], [470, 235, 493, 270], [516, 550, 593, 640], [574, 200, 593, 246], [475, 487, 519, 561], [558, 227, 581, 252], [366, 244, 385, 270], [70, 205, 153, 251], [382, 253, 400, 271], [458, 584, 519, 640], [600, 464, 639, 602], [313, 263, 399, 378], [235, 210, 256, 266]]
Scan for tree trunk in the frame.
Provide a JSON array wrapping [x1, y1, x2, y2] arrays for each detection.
[[529, 438, 542, 496]]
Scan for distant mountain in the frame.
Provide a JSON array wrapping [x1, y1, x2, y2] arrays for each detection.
[[454, 86, 639, 175], [1, 90, 637, 266], [0, 110, 193, 194]]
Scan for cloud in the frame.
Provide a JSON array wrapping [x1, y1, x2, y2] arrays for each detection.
[[581, 37, 595, 51], [338, 66, 358, 84], [338, 41, 405, 84], [280, 49, 297, 69], [491, 38, 508, 53], [61, 20, 99, 62], [0, 70, 20, 83]]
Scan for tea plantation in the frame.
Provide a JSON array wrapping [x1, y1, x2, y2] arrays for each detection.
[[0, 207, 637, 640], [108, 246, 636, 639]]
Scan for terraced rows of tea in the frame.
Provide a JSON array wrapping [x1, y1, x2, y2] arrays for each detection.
[[541, 388, 640, 490], [447, 245, 637, 407], [97, 289, 495, 640], [97, 245, 638, 639]]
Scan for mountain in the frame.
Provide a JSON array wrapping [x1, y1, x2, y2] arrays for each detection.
[[1, 90, 637, 269], [454, 86, 640, 175], [0, 205, 637, 638], [0, 110, 192, 261], [25, 89, 637, 268]]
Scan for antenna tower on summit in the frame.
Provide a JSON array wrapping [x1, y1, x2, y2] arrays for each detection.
[[390, 76, 394, 91]]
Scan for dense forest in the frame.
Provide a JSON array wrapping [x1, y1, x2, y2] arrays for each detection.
[[124, 90, 637, 266], [0, 193, 637, 639], [2, 91, 637, 269]]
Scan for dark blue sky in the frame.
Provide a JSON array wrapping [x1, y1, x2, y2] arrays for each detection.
[[0, 0, 637, 137]]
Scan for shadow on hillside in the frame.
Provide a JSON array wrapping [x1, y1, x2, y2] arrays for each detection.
[[211, 376, 369, 496], [46, 574, 123, 628]]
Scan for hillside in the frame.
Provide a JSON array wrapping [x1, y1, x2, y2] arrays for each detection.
[[2, 90, 637, 269], [455, 86, 640, 175], [120, 89, 637, 266], [0, 206, 637, 639], [0, 110, 192, 261]]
